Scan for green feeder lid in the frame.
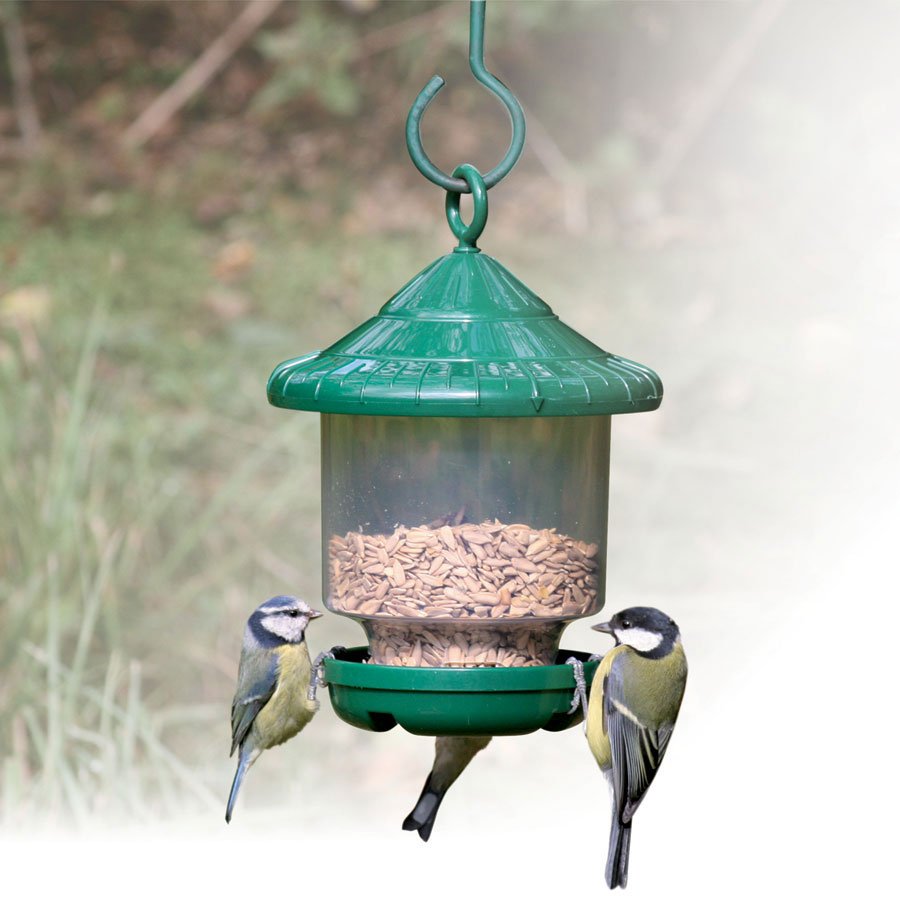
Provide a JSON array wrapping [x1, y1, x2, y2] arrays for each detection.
[[267, 247, 662, 417]]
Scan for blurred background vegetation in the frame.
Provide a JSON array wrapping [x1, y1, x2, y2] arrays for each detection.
[[0, 0, 896, 852]]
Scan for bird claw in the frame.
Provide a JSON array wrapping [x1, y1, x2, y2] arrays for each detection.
[[564, 657, 589, 729], [307, 646, 346, 703]]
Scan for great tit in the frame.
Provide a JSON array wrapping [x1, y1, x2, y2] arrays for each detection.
[[586, 607, 687, 889], [402, 735, 492, 841], [226, 595, 323, 823]]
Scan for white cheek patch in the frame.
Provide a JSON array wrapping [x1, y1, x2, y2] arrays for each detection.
[[261, 614, 286, 639], [615, 627, 662, 653], [262, 614, 304, 642]]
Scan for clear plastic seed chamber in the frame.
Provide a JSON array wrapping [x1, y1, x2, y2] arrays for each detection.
[[264, 0, 662, 737], [322, 413, 608, 668], [320, 417, 610, 735]]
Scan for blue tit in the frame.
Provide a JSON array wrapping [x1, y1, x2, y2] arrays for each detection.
[[226, 595, 323, 823], [586, 607, 687, 890], [402, 735, 492, 841]]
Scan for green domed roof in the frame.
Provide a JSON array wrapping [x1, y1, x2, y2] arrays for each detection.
[[268, 248, 661, 417]]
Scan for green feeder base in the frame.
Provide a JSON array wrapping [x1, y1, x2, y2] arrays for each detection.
[[323, 647, 599, 737]]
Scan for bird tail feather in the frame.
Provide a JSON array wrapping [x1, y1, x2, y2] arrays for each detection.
[[402, 773, 445, 842], [225, 747, 253, 824], [605, 818, 631, 889]]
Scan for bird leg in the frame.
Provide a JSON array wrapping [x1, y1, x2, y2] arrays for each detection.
[[307, 646, 346, 703], [565, 656, 590, 729]]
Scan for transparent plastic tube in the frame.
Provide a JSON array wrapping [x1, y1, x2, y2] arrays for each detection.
[[321, 415, 610, 666]]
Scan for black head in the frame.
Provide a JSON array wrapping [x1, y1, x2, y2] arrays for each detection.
[[592, 606, 680, 658]]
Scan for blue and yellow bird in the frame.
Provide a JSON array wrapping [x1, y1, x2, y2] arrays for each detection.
[[586, 607, 688, 890], [402, 735, 492, 841], [226, 595, 323, 823]]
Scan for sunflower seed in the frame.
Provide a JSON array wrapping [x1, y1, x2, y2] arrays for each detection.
[[330, 518, 601, 665]]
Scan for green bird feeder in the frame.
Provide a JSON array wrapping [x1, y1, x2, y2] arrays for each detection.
[[267, 1, 661, 736]]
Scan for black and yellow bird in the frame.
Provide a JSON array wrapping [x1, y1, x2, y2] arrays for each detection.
[[586, 607, 688, 890], [226, 595, 323, 823], [402, 735, 492, 841]]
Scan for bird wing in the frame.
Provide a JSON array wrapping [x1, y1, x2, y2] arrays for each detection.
[[603, 663, 675, 824], [230, 648, 279, 756]]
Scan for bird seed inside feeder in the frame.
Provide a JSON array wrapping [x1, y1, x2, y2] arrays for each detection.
[[329, 519, 599, 666]]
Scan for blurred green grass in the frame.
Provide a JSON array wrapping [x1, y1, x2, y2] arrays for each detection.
[[0, 196, 448, 824]]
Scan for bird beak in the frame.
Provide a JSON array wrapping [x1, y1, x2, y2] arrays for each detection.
[[308, 609, 324, 619], [591, 620, 614, 634]]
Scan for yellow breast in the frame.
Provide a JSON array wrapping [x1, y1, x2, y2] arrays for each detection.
[[585, 642, 687, 771], [585, 644, 627, 771], [251, 642, 317, 751]]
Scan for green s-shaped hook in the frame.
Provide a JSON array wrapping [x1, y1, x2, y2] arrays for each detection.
[[405, 0, 526, 193]]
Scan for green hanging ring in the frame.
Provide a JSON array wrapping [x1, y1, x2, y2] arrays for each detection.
[[445, 164, 488, 249], [406, 0, 526, 193]]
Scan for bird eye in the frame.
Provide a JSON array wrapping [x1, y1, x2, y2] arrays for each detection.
[[621, 620, 631, 629], [287, 610, 300, 618]]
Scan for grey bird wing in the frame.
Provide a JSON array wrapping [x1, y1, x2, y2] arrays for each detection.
[[230, 647, 279, 756], [604, 663, 675, 824]]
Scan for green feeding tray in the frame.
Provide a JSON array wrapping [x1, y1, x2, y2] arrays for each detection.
[[324, 647, 599, 736]]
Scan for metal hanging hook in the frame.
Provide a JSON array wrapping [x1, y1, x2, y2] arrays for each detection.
[[406, 0, 526, 193]]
